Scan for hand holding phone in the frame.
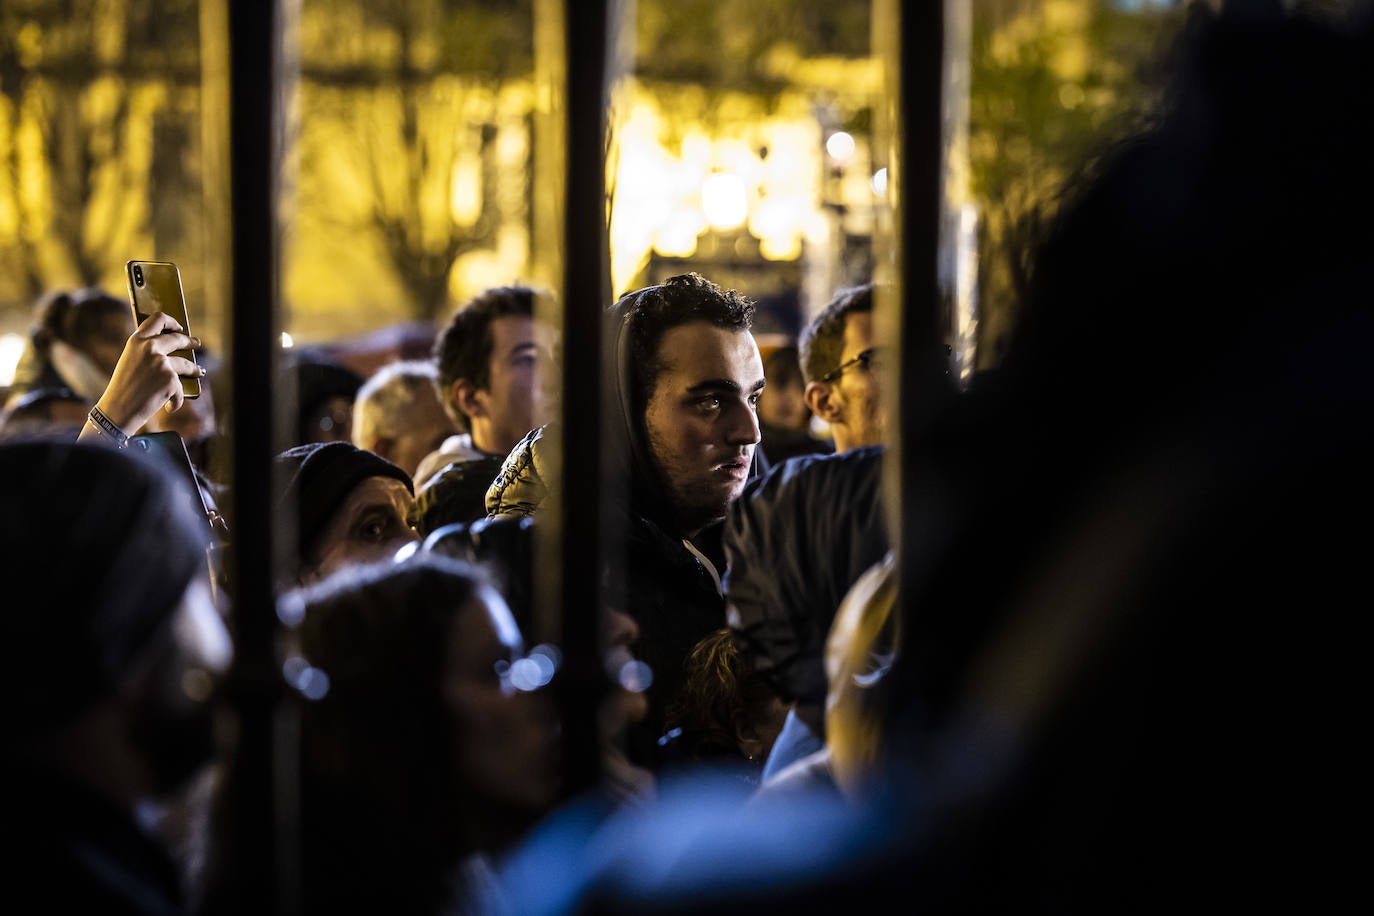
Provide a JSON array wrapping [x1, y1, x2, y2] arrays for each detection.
[[78, 262, 205, 444], [126, 259, 201, 399]]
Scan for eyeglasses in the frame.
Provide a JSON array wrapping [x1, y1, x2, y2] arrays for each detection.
[[820, 347, 884, 383]]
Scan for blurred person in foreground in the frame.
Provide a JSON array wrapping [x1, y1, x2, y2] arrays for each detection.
[[0, 385, 90, 441], [275, 553, 559, 916], [473, 5, 1373, 912], [284, 353, 366, 447], [0, 439, 233, 914]]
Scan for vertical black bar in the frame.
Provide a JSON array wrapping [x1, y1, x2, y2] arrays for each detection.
[[214, 1, 293, 913], [897, 2, 947, 596], [557, 0, 612, 798]]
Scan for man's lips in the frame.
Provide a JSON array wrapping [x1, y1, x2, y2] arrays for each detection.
[[714, 457, 750, 478]]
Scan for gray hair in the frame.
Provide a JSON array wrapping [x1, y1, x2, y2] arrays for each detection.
[[352, 359, 442, 447]]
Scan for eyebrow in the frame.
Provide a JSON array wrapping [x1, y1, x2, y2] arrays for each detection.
[[505, 341, 538, 358], [685, 378, 767, 396]]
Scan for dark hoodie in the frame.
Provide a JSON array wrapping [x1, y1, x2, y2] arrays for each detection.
[[485, 279, 767, 771], [604, 284, 771, 771]]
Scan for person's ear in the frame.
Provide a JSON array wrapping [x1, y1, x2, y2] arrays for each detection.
[[804, 381, 842, 424], [453, 379, 487, 420]]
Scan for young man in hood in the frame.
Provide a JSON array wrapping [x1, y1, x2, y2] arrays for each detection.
[[487, 272, 766, 771]]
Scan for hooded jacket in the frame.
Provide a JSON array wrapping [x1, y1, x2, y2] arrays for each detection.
[[485, 289, 767, 771]]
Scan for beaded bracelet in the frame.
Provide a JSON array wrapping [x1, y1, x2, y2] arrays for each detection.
[[88, 405, 130, 448]]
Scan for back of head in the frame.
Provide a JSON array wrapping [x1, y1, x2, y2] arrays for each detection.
[[351, 358, 441, 445], [287, 553, 490, 912], [12, 287, 132, 401], [287, 354, 365, 446], [1000, 3, 1374, 424], [871, 7, 1374, 907], [292, 555, 487, 773], [413, 514, 538, 636], [29, 286, 130, 353], [0, 439, 210, 738], [663, 627, 783, 767], [798, 284, 872, 386]]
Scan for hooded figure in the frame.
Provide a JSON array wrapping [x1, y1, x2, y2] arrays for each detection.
[[487, 273, 768, 771]]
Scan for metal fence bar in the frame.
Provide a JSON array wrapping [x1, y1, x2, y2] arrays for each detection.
[[551, 0, 615, 800], [204, 0, 296, 912]]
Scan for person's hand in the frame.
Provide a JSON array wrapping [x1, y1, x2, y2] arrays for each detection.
[[90, 311, 205, 435]]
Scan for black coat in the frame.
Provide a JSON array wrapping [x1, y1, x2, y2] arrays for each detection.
[[721, 445, 889, 711]]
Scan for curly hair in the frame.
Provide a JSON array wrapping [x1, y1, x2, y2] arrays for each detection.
[[664, 627, 779, 762], [612, 272, 756, 418]]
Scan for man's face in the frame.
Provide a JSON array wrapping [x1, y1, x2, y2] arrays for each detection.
[[475, 315, 558, 454], [305, 476, 417, 584], [825, 311, 886, 450], [643, 321, 764, 535]]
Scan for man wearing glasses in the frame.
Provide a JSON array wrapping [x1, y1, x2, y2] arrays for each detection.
[[798, 283, 887, 454]]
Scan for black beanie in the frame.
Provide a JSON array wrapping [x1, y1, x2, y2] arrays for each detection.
[[275, 441, 413, 572], [0, 439, 209, 736]]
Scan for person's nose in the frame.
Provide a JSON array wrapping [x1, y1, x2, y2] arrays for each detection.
[[726, 398, 762, 446]]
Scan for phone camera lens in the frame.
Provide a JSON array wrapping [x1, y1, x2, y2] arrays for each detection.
[[133, 265, 144, 287]]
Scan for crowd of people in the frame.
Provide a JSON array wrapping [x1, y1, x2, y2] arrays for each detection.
[[2, 4, 1368, 913]]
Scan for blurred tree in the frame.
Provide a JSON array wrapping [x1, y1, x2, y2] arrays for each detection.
[[0, 0, 201, 305], [634, 0, 869, 90], [296, 0, 532, 323]]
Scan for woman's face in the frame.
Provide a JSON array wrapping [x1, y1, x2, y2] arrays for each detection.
[[304, 476, 417, 586], [444, 588, 560, 813]]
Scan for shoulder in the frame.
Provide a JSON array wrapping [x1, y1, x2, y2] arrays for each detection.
[[414, 433, 480, 491], [415, 452, 509, 535], [485, 425, 551, 519]]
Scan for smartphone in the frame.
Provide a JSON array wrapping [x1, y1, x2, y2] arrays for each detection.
[[130, 430, 215, 528], [130, 429, 228, 608], [126, 259, 201, 399]]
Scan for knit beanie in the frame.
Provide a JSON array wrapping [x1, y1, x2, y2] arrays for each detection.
[[275, 441, 413, 572], [0, 439, 209, 736]]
